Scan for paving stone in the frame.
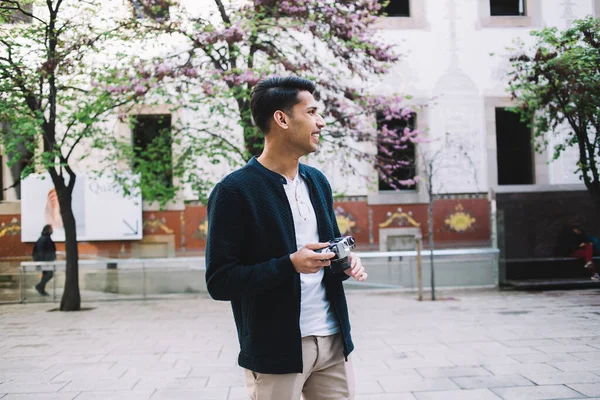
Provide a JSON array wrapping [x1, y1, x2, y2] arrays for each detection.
[[385, 355, 454, 370], [510, 353, 584, 363], [0, 371, 61, 383], [0, 382, 68, 394], [3, 289, 600, 400], [378, 377, 459, 392], [134, 377, 208, 390], [227, 386, 248, 400], [188, 366, 246, 378], [1, 347, 60, 358], [533, 345, 598, 354], [390, 344, 449, 354], [150, 388, 229, 399], [417, 366, 492, 378], [356, 395, 416, 400], [1, 394, 77, 400], [100, 354, 166, 365], [567, 383, 600, 397], [355, 380, 384, 395], [463, 343, 541, 357], [73, 391, 155, 400], [51, 367, 127, 382], [353, 366, 420, 380], [358, 349, 420, 362], [414, 388, 502, 399], [501, 340, 562, 348], [205, 373, 245, 388], [552, 360, 600, 372], [556, 337, 600, 346], [59, 379, 139, 392], [491, 385, 585, 400], [120, 366, 192, 380], [446, 354, 520, 366], [42, 358, 110, 369], [451, 375, 535, 389], [523, 371, 600, 385], [484, 363, 561, 375], [570, 351, 600, 361]]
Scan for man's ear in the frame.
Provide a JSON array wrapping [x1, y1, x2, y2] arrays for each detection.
[[273, 110, 289, 130]]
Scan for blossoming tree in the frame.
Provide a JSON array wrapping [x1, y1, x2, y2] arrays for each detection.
[[137, 0, 421, 189], [509, 17, 600, 208], [0, 0, 188, 310], [1, 0, 418, 310]]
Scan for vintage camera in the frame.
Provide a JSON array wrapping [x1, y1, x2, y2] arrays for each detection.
[[316, 236, 356, 274]]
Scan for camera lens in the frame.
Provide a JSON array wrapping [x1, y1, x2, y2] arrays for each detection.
[[347, 237, 355, 247]]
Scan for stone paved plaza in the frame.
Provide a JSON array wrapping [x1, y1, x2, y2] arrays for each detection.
[[1, 288, 600, 399]]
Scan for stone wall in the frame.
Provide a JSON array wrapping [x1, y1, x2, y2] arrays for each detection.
[[0, 198, 491, 259]]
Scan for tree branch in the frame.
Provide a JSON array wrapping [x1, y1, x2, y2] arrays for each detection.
[[213, 0, 237, 70], [2, 175, 21, 192], [0, 0, 47, 25], [63, 99, 133, 162], [0, 40, 42, 117], [213, 0, 231, 25]]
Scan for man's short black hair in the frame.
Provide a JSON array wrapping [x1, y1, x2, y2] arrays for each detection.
[[250, 76, 316, 134]]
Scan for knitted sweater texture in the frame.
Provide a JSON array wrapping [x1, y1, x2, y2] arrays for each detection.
[[205, 157, 354, 374]]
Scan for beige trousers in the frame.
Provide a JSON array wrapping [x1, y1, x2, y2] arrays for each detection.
[[244, 333, 355, 400]]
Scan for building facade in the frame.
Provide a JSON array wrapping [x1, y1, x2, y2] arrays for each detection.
[[1, 0, 596, 259]]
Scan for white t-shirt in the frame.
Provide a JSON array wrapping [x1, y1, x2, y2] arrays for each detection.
[[283, 174, 340, 337]]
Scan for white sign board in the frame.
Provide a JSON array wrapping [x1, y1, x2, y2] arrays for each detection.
[[21, 174, 143, 242]]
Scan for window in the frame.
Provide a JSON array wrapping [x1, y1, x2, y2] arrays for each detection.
[[495, 108, 533, 185], [377, 113, 417, 191], [132, 114, 173, 190], [374, 0, 427, 30], [490, 0, 525, 16], [380, 0, 410, 17], [1, 2, 33, 24], [132, 0, 170, 20], [478, 0, 538, 28]]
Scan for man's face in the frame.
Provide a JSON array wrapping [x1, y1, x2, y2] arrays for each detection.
[[286, 90, 326, 155]]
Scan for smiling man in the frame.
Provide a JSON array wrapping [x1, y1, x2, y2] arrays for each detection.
[[205, 76, 367, 400]]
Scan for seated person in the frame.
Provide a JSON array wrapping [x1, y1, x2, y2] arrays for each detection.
[[556, 225, 600, 280]]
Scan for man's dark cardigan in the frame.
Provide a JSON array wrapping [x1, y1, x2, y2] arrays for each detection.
[[205, 157, 354, 374]]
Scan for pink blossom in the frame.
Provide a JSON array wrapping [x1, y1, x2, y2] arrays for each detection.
[[202, 82, 215, 96], [156, 63, 171, 75], [221, 22, 244, 44], [134, 85, 147, 95], [182, 67, 198, 78]]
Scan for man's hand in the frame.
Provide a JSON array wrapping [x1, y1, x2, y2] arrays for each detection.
[[290, 242, 335, 274], [345, 252, 368, 282]]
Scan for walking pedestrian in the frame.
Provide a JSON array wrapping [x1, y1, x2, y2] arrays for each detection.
[[33, 224, 56, 295]]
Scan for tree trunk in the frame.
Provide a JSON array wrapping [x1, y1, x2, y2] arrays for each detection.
[[236, 98, 262, 158], [244, 123, 263, 158], [428, 197, 435, 301], [56, 184, 81, 311]]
